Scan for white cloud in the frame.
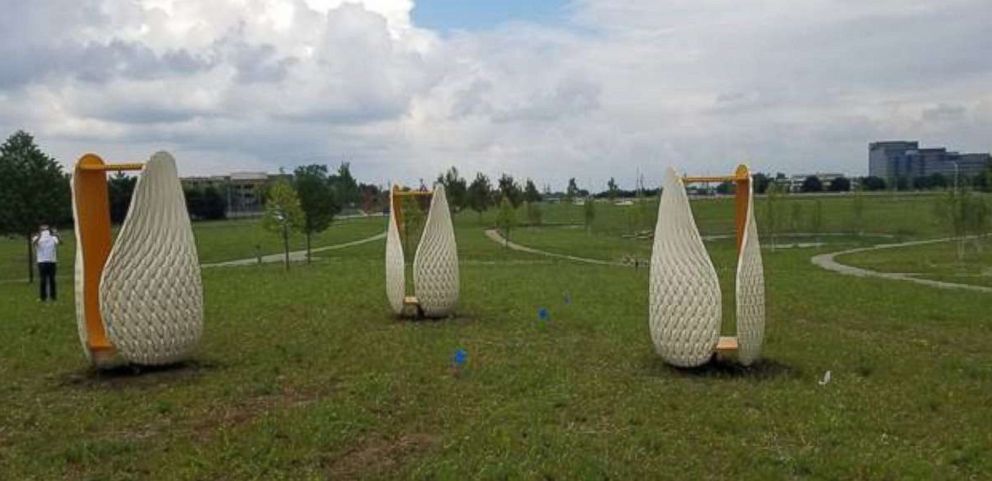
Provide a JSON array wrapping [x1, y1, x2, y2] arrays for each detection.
[[0, 0, 990, 190]]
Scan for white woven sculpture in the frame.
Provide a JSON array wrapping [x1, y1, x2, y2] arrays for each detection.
[[72, 152, 203, 367], [649, 168, 722, 367], [734, 179, 765, 365], [385, 184, 459, 317], [649, 166, 765, 367]]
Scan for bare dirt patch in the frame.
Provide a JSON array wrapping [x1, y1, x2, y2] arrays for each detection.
[[326, 433, 437, 479]]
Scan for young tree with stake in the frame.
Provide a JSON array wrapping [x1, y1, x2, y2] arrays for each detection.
[[294, 164, 340, 264], [262, 180, 304, 270]]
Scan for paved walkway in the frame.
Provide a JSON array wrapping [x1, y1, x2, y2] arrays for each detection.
[[484, 229, 626, 267], [201, 232, 386, 267], [810, 236, 992, 294], [1, 232, 387, 283]]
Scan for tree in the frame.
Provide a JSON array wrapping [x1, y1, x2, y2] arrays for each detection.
[[200, 186, 227, 220], [108, 172, 137, 224], [262, 180, 304, 270], [436, 167, 468, 212], [467, 172, 493, 222], [851, 186, 866, 236], [358, 183, 384, 213], [523, 179, 542, 203], [0, 130, 71, 282], [635, 185, 652, 232], [583, 197, 596, 234], [861, 176, 887, 191], [753, 173, 771, 195], [828, 176, 851, 192], [934, 189, 991, 260], [525, 201, 543, 226], [895, 176, 910, 191], [789, 201, 804, 233], [495, 196, 517, 246], [971, 168, 991, 193], [329, 162, 360, 207], [809, 200, 823, 242], [184, 187, 203, 218], [927, 173, 948, 190], [716, 181, 735, 195], [606, 177, 619, 201], [184, 185, 227, 220], [294, 164, 340, 264], [498, 173, 523, 208], [565, 178, 580, 203], [800, 175, 823, 193], [764, 182, 786, 249]]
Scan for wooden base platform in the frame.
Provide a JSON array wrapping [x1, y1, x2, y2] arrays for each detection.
[[716, 336, 738, 354]]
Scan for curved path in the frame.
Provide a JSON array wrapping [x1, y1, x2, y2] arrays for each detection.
[[201, 232, 386, 268], [811, 236, 992, 294], [484, 229, 626, 267]]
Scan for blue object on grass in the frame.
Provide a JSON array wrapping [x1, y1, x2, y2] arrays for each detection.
[[538, 307, 550, 322], [452, 348, 467, 367]]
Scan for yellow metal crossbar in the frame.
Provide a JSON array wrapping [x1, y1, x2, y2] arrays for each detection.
[[77, 162, 145, 172], [393, 190, 433, 196], [683, 164, 752, 254], [683, 175, 738, 184]]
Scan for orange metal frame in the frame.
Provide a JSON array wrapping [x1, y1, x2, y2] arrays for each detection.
[[72, 154, 144, 360], [390, 186, 433, 236], [683, 164, 752, 356], [683, 164, 751, 255], [390, 185, 436, 316]]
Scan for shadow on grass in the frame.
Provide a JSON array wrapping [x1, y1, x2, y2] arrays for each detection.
[[58, 359, 221, 390], [644, 355, 801, 381]]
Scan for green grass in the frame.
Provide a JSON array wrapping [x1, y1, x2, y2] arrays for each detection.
[[0, 216, 386, 280], [840, 237, 992, 288], [1, 194, 990, 479]]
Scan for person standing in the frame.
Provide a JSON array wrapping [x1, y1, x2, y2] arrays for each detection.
[[32, 224, 60, 302]]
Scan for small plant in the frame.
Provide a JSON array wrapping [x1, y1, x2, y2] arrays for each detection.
[[583, 197, 596, 234], [525, 201, 543, 226], [809, 200, 823, 243], [789, 201, 804, 234], [933, 188, 989, 261], [851, 186, 865, 237], [495, 196, 517, 246], [764, 183, 786, 250], [261, 180, 304, 270]]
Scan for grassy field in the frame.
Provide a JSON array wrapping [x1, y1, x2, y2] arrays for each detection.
[[1, 193, 990, 479], [0, 216, 386, 281], [839, 237, 992, 288]]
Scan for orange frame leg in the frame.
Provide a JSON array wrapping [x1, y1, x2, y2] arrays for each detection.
[[72, 154, 143, 361]]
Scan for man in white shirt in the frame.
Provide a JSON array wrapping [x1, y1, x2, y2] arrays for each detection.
[[32, 224, 60, 302]]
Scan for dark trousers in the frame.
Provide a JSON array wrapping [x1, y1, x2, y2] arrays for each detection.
[[38, 262, 57, 301]]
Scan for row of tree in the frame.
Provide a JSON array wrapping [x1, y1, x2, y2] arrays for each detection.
[[0, 131, 72, 282], [259, 164, 350, 268]]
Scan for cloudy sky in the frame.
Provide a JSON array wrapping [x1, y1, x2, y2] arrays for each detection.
[[1, 0, 990, 189]]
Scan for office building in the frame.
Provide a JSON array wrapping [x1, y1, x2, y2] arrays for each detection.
[[869, 141, 991, 180]]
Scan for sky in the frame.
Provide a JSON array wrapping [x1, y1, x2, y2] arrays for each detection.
[[1, 0, 990, 190]]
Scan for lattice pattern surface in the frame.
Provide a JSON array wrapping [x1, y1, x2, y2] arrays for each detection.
[[385, 186, 407, 315], [735, 182, 765, 366], [413, 184, 460, 317], [649, 168, 721, 367], [99, 152, 203, 365], [70, 173, 92, 362]]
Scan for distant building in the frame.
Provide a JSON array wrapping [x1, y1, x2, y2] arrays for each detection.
[[869, 141, 991, 181], [788, 173, 847, 192], [181, 171, 292, 214]]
